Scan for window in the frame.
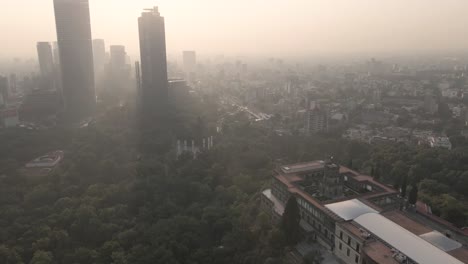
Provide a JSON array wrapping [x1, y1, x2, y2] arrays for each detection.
[[356, 244, 360, 252], [340, 231, 343, 239], [355, 255, 359, 263], [347, 248, 350, 256], [339, 242, 342, 250], [347, 237, 351, 245]]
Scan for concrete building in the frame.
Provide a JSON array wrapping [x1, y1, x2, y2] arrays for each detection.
[[138, 6, 168, 109], [53, 0, 96, 121], [261, 160, 468, 264], [305, 101, 329, 134]]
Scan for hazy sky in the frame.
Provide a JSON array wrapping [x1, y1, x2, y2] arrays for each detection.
[[2, 0, 468, 59]]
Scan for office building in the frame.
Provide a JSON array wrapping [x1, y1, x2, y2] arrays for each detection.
[[138, 7, 168, 108], [261, 160, 468, 264], [53, 0, 96, 121], [93, 39, 106, 75]]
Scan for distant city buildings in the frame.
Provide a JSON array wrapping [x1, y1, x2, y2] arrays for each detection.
[[53, 0, 96, 121], [138, 7, 169, 110]]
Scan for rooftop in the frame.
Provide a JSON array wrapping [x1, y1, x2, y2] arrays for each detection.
[[325, 199, 379, 221], [354, 213, 463, 264], [363, 241, 399, 264], [382, 211, 432, 236], [420, 231, 462, 252], [280, 160, 325, 174]]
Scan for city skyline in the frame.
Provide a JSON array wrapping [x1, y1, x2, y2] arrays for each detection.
[[3, 0, 468, 59]]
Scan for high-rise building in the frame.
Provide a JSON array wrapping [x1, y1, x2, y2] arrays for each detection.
[[305, 101, 329, 134], [37, 42, 55, 90], [138, 7, 168, 108], [37, 42, 54, 78], [53, 0, 96, 121], [93, 39, 106, 75]]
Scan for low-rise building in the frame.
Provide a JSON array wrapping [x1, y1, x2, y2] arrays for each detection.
[[261, 160, 468, 264]]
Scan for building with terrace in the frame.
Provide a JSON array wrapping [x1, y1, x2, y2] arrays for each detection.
[[261, 160, 468, 264]]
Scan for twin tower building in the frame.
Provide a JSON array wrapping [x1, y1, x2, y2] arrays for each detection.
[[53, 0, 168, 121]]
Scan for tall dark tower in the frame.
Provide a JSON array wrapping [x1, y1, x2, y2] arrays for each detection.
[[53, 0, 96, 121], [37, 42, 55, 90], [138, 7, 168, 110], [37, 42, 54, 79]]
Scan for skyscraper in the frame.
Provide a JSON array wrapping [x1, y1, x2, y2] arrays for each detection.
[[37, 42, 55, 90], [93, 39, 106, 76], [53, 0, 96, 121], [37, 42, 54, 78], [138, 7, 168, 109]]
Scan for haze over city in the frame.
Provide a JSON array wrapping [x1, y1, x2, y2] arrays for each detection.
[[1, 1, 468, 264], [3, 0, 468, 59]]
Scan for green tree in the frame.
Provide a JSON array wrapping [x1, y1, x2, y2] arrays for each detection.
[[29, 251, 53, 264], [408, 184, 418, 205], [280, 196, 302, 246]]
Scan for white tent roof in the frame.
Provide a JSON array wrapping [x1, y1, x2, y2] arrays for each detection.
[[354, 213, 463, 264], [325, 199, 378, 221]]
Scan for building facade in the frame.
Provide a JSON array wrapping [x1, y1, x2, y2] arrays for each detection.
[[138, 7, 168, 110], [53, 0, 96, 121]]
